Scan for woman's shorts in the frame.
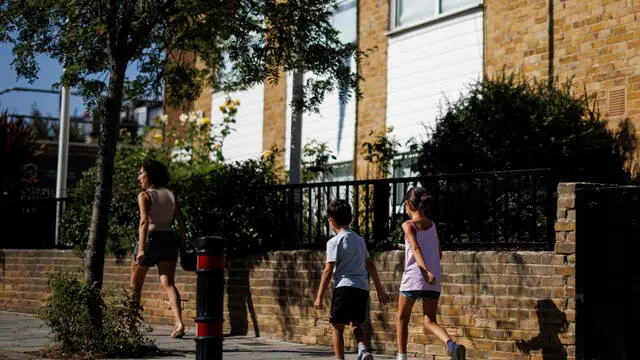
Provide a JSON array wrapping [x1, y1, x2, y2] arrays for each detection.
[[400, 290, 441, 301], [133, 231, 178, 267]]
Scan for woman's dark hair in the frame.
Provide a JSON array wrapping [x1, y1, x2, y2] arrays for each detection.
[[141, 160, 170, 187], [404, 187, 431, 210]]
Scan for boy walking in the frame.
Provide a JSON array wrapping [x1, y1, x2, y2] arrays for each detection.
[[314, 199, 390, 360]]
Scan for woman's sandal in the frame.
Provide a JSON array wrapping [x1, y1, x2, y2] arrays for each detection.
[[170, 326, 185, 339]]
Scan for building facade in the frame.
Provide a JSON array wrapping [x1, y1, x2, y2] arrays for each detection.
[[167, 0, 640, 180]]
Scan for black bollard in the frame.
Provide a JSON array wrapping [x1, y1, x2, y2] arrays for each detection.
[[195, 236, 225, 360]]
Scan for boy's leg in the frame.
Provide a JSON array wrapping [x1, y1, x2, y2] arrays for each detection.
[[351, 321, 373, 360], [422, 299, 466, 359], [332, 323, 345, 359], [396, 294, 416, 355]]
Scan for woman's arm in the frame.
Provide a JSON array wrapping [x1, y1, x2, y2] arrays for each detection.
[[137, 192, 151, 262]]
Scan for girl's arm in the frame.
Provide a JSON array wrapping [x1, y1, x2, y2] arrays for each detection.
[[174, 199, 188, 249], [402, 221, 430, 273], [137, 192, 151, 261]]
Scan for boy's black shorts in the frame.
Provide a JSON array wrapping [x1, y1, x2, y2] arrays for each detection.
[[329, 286, 368, 325]]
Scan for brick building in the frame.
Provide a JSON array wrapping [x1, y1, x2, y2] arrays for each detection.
[[167, 0, 640, 180]]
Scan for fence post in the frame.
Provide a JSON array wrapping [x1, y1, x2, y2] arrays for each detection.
[[195, 236, 226, 360], [372, 182, 390, 245]]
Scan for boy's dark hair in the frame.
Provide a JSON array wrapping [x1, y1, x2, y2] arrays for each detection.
[[327, 199, 352, 226], [404, 187, 431, 210], [141, 160, 170, 187]]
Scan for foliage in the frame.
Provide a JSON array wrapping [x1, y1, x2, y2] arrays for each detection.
[[156, 100, 238, 164], [415, 74, 634, 183], [0, 111, 44, 201], [302, 139, 336, 182], [361, 127, 400, 178], [39, 273, 155, 359], [59, 145, 289, 255], [0, 0, 360, 113]]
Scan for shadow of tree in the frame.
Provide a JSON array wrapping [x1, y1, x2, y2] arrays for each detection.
[[516, 299, 568, 360]]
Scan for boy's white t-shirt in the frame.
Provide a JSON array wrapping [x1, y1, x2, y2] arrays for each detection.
[[326, 229, 370, 290]]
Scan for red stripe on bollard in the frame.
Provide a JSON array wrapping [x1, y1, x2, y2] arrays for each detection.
[[197, 255, 224, 269], [197, 321, 223, 337]]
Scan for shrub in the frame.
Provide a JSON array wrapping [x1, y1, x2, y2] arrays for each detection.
[[39, 273, 155, 359], [59, 146, 288, 255], [415, 74, 635, 183]]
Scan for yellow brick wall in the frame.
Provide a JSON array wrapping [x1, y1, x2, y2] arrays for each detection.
[[484, 0, 550, 80], [485, 0, 640, 133]]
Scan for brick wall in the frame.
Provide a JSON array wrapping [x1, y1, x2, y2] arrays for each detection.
[[484, 0, 550, 80], [553, 0, 640, 130], [354, 0, 389, 179], [485, 0, 640, 133], [0, 183, 579, 359]]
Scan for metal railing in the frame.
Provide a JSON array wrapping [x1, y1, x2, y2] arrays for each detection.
[[0, 196, 72, 249], [262, 169, 558, 251]]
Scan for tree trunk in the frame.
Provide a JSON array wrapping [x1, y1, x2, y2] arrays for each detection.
[[84, 62, 127, 290]]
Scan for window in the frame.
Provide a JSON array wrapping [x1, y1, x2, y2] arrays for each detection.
[[393, 0, 480, 28]]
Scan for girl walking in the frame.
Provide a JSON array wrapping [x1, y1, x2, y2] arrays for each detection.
[[396, 187, 465, 360]]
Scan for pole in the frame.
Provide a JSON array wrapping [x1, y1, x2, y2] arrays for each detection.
[[195, 236, 225, 360], [288, 70, 304, 184], [54, 85, 71, 245]]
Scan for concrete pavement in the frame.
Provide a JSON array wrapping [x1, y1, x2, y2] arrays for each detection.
[[0, 311, 392, 360]]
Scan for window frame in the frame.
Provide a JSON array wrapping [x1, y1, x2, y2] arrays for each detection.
[[389, 0, 483, 35]]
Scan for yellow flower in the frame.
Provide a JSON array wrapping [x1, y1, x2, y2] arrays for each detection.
[[153, 134, 163, 141], [200, 117, 211, 126], [219, 105, 225, 112], [228, 105, 236, 112], [234, 100, 241, 106], [213, 143, 222, 149]]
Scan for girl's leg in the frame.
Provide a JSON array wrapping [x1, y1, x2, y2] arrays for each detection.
[[421, 298, 451, 343], [157, 260, 184, 336], [396, 294, 417, 355], [332, 323, 345, 359], [130, 261, 148, 307]]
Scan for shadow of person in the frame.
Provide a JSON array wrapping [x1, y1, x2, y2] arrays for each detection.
[[226, 259, 260, 337], [516, 299, 568, 360]]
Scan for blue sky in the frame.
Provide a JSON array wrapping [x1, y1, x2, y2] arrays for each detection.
[[0, 43, 88, 118]]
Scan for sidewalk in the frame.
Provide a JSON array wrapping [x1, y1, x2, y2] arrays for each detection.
[[0, 311, 391, 360]]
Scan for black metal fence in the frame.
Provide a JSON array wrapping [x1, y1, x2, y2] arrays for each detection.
[[263, 169, 558, 251], [0, 196, 71, 249]]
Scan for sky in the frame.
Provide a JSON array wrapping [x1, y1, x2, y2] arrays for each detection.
[[0, 43, 87, 118]]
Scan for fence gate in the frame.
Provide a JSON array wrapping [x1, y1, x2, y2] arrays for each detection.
[[575, 186, 640, 360]]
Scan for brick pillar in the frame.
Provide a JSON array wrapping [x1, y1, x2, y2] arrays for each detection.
[[554, 182, 578, 359], [262, 69, 287, 166], [354, 0, 389, 180]]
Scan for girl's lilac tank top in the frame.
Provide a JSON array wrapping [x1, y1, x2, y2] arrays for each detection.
[[399, 221, 442, 292]]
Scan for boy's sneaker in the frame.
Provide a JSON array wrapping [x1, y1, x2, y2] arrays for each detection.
[[449, 343, 466, 360], [357, 349, 373, 360]]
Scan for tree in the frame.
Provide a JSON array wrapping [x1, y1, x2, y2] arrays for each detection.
[[1, 0, 360, 290], [415, 74, 634, 183]]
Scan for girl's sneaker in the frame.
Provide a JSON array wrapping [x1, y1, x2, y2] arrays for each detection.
[[450, 343, 466, 360]]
